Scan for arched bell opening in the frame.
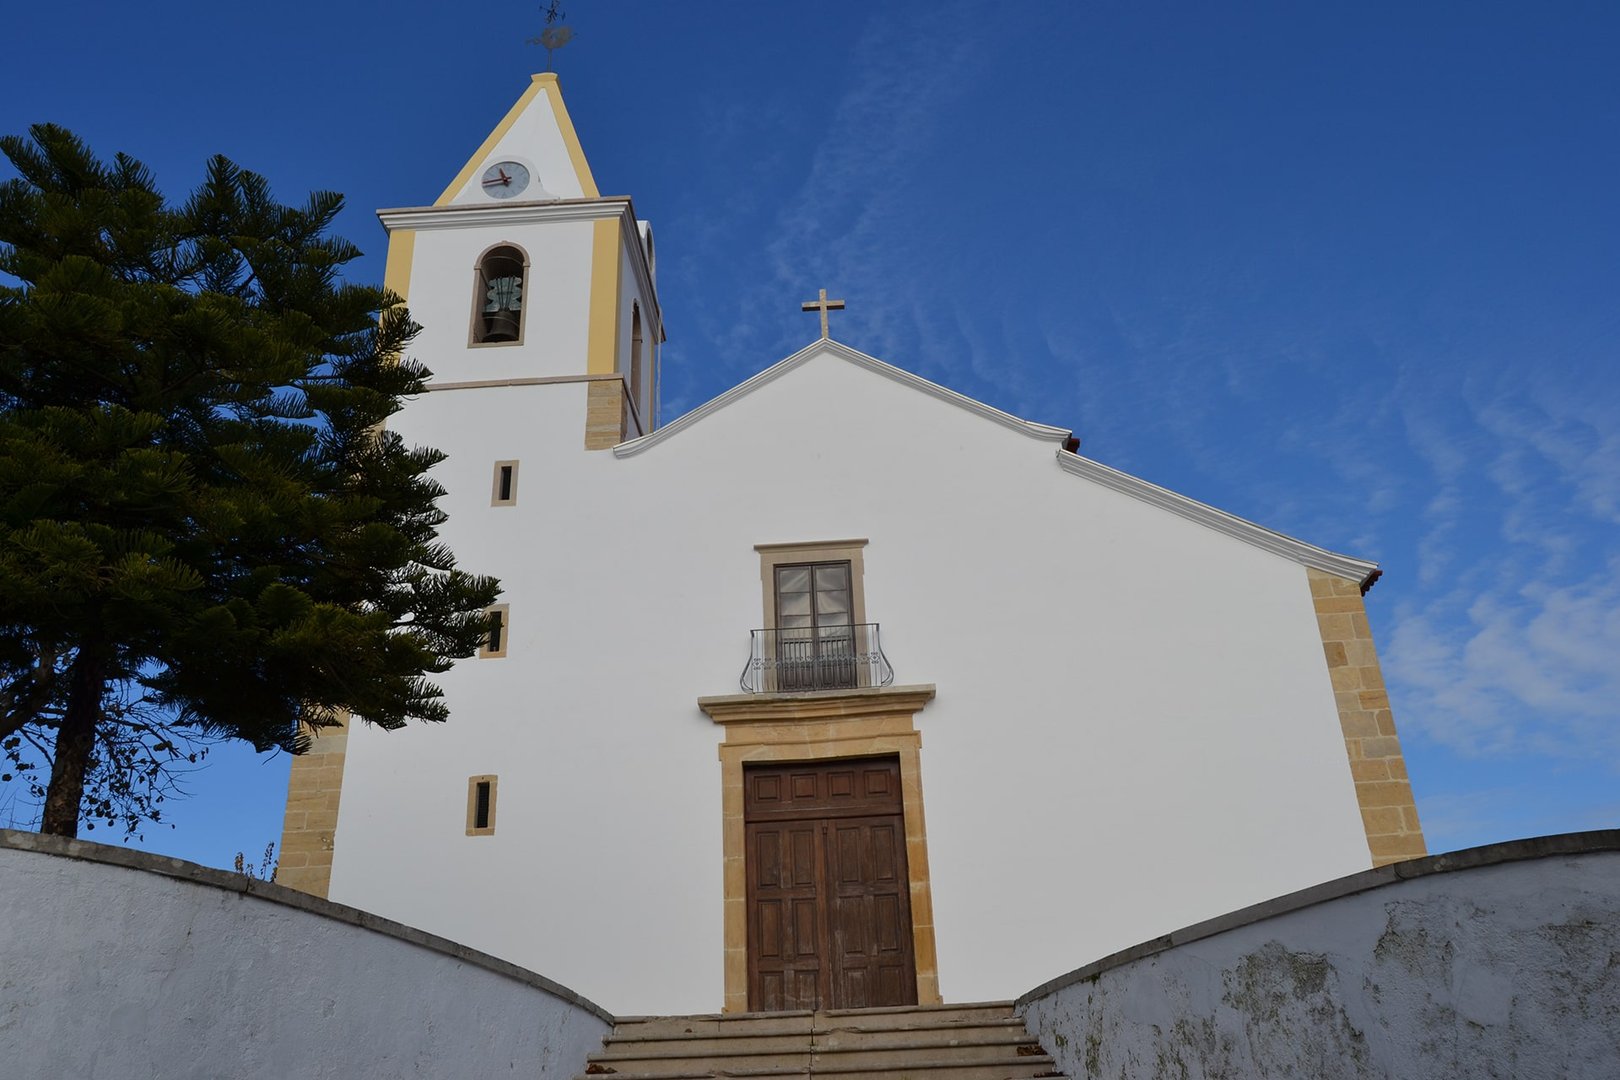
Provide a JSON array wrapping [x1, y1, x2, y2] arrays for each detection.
[[471, 243, 528, 345]]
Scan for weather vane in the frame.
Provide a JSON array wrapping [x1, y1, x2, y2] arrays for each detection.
[[527, 1, 574, 72]]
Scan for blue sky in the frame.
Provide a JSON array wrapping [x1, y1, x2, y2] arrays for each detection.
[[3, 2, 1617, 868]]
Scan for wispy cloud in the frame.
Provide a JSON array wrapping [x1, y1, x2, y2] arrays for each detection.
[[1383, 375, 1620, 765], [655, 0, 994, 420]]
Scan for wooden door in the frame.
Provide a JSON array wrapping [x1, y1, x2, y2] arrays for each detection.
[[745, 757, 917, 1011]]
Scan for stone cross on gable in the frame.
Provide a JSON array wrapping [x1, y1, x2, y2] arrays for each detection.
[[801, 289, 846, 339]]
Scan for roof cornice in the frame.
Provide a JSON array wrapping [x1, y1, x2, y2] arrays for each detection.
[[377, 195, 634, 231], [613, 339, 1071, 460], [609, 338, 1374, 584], [1055, 451, 1380, 586]]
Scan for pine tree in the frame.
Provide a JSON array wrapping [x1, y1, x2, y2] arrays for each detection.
[[0, 125, 501, 838]]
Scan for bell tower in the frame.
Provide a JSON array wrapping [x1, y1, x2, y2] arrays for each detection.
[[277, 75, 661, 898], [378, 73, 662, 447]]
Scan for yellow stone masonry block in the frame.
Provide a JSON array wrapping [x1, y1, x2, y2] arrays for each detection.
[[1356, 779, 1416, 807], [283, 790, 328, 812], [583, 378, 626, 450], [302, 810, 339, 833], [723, 908, 748, 950], [1357, 689, 1390, 711], [278, 829, 332, 853], [1361, 806, 1407, 834], [1344, 639, 1381, 667], [1359, 735, 1404, 759], [1329, 665, 1362, 691], [1340, 712, 1382, 739], [1317, 613, 1355, 640], [1350, 758, 1390, 782]]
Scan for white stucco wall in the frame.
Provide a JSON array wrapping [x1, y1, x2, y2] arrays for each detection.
[[404, 218, 596, 384], [0, 833, 611, 1080], [1020, 835, 1620, 1079], [330, 343, 1376, 1015]]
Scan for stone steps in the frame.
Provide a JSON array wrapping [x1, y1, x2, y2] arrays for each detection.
[[576, 1001, 1065, 1080]]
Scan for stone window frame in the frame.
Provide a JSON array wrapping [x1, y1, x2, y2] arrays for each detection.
[[701, 685, 941, 1014], [490, 460, 520, 507], [465, 774, 498, 836], [479, 604, 510, 659], [755, 539, 869, 630]]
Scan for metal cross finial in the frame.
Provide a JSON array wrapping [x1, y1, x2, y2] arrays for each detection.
[[801, 289, 846, 340]]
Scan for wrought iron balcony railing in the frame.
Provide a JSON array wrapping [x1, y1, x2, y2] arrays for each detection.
[[739, 623, 895, 694]]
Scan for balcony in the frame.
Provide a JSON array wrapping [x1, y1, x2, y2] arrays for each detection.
[[739, 623, 895, 694]]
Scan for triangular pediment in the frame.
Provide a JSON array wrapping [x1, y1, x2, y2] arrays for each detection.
[[616, 338, 1378, 587], [435, 74, 600, 206], [615, 338, 1072, 457]]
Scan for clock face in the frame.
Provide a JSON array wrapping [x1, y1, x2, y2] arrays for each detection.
[[480, 161, 531, 200]]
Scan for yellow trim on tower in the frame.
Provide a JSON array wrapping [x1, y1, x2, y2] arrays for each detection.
[[434, 77, 547, 207], [587, 217, 623, 375], [536, 73, 600, 199], [382, 228, 416, 301]]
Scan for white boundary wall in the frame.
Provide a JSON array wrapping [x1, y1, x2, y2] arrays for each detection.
[[1020, 833, 1620, 1079], [0, 832, 611, 1080]]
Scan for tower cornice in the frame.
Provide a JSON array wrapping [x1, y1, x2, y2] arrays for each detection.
[[378, 197, 664, 347], [377, 196, 636, 232]]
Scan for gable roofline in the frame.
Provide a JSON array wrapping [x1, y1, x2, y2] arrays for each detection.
[[613, 338, 1072, 461], [434, 73, 599, 206], [612, 337, 1379, 589], [1056, 451, 1381, 588]]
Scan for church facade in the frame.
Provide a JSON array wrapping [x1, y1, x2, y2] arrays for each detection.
[[278, 74, 1426, 1016]]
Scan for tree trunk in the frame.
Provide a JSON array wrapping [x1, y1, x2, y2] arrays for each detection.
[[40, 649, 104, 838]]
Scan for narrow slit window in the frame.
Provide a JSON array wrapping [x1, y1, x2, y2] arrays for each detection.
[[491, 460, 519, 506], [466, 775, 498, 835], [480, 604, 509, 658], [629, 303, 644, 435]]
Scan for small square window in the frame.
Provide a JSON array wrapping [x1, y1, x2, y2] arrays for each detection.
[[480, 604, 510, 658], [491, 460, 519, 506], [466, 775, 498, 835]]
